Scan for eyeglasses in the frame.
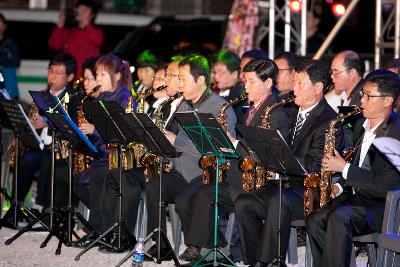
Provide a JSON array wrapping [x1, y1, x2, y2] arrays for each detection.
[[330, 68, 350, 77], [83, 76, 96, 82], [47, 68, 66, 76], [166, 72, 179, 78], [359, 90, 390, 100]]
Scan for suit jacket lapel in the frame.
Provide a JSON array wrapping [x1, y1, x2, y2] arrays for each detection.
[[248, 91, 279, 127]]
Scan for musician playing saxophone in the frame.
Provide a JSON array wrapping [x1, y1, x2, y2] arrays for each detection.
[[306, 70, 400, 267], [235, 59, 343, 266], [7, 53, 78, 215], [176, 58, 289, 263]]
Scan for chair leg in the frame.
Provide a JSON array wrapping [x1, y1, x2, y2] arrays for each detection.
[[305, 234, 313, 267], [174, 217, 182, 255], [224, 213, 235, 252], [287, 227, 298, 264], [366, 243, 377, 267]]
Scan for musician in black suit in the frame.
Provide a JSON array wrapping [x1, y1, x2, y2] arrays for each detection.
[[306, 69, 400, 267], [234, 59, 343, 266], [176, 58, 289, 263]]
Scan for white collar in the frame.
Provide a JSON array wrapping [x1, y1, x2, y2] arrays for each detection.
[[298, 100, 319, 117], [362, 118, 384, 133], [152, 97, 169, 109]]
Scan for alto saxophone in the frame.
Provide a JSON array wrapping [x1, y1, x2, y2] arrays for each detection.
[[200, 93, 247, 185], [240, 96, 295, 192], [74, 85, 100, 172], [141, 92, 182, 182], [303, 106, 362, 215]]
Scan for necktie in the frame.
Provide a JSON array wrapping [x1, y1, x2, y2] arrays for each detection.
[[245, 105, 256, 126], [291, 113, 307, 146]]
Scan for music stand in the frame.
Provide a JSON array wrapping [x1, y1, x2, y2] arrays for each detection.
[[236, 125, 307, 267], [4, 91, 71, 252], [0, 97, 45, 230], [114, 112, 181, 267], [175, 111, 239, 267], [74, 100, 131, 259], [38, 109, 100, 253]]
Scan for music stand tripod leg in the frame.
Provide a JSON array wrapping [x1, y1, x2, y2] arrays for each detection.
[[194, 158, 236, 267]]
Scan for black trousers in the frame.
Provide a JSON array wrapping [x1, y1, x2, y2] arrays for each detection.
[[235, 184, 304, 264], [175, 179, 232, 249], [306, 195, 374, 267], [145, 169, 188, 248], [100, 167, 144, 236], [54, 165, 108, 233]]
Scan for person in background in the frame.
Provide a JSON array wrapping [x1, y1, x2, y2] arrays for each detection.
[[48, 0, 103, 78], [0, 13, 20, 99], [239, 49, 267, 85], [385, 58, 400, 75]]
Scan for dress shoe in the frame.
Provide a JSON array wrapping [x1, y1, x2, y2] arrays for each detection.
[[249, 261, 269, 267], [178, 246, 201, 262], [71, 233, 97, 248], [98, 233, 136, 253], [144, 244, 174, 261]]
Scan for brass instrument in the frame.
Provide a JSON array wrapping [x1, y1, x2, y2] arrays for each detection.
[[200, 93, 247, 185], [141, 92, 183, 182], [136, 85, 167, 113], [55, 96, 70, 160], [240, 96, 295, 192], [74, 85, 100, 172], [304, 106, 362, 215]]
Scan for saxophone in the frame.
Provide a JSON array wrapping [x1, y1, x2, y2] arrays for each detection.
[[240, 96, 295, 192], [140, 92, 182, 182], [303, 106, 362, 215], [55, 96, 71, 160], [200, 93, 247, 185], [74, 85, 100, 172]]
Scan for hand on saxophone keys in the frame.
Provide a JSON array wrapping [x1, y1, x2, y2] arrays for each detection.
[[321, 149, 347, 173], [163, 129, 176, 145], [79, 122, 95, 135], [330, 183, 341, 198]]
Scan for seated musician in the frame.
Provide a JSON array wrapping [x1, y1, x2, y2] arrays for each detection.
[[176, 58, 289, 264], [8, 53, 77, 218], [234, 59, 343, 267], [306, 69, 400, 267], [53, 54, 131, 247], [91, 57, 184, 253]]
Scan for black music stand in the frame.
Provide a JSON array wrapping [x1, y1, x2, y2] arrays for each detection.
[[4, 91, 70, 252], [0, 97, 45, 230], [114, 112, 182, 267], [37, 109, 100, 253], [74, 100, 131, 259], [175, 111, 239, 267], [236, 125, 307, 267]]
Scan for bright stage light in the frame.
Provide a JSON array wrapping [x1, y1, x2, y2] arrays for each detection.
[[290, 0, 302, 13], [332, 2, 346, 16]]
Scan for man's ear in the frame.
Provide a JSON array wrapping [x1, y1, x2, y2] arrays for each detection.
[[196, 75, 206, 85], [67, 73, 75, 83], [264, 78, 273, 89], [314, 81, 324, 95]]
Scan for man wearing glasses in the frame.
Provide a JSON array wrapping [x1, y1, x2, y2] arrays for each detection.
[[330, 50, 365, 108], [306, 69, 400, 267]]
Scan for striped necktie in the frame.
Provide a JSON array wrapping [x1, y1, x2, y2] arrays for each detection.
[[245, 105, 256, 126], [291, 112, 308, 146]]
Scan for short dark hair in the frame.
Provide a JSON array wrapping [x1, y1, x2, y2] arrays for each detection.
[[364, 69, 400, 107], [49, 52, 77, 76], [76, 0, 98, 17], [215, 49, 241, 73], [275, 52, 301, 69], [241, 49, 267, 60], [242, 58, 279, 83], [295, 59, 331, 91], [179, 54, 211, 87], [82, 56, 99, 77], [136, 50, 159, 71], [341, 51, 365, 77], [385, 58, 400, 74]]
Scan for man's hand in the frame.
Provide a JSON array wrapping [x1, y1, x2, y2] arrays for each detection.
[[331, 183, 341, 198], [31, 115, 48, 129], [226, 131, 237, 144], [163, 129, 176, 145], [321, 149, 347, 173], [80, 123, 95, 135]]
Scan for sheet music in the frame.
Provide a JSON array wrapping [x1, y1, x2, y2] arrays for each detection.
[[373, 137, 400, 172], [18, 103, 44, 150]]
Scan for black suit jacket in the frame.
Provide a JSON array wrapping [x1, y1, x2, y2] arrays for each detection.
[[288, 98, 343, 184], [227, 90, 290, 201], [338, 112, 400, 231]]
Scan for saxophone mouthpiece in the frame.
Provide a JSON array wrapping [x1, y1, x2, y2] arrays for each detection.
[[92, 85, 101, 92], [155, 85, 168, 91]]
